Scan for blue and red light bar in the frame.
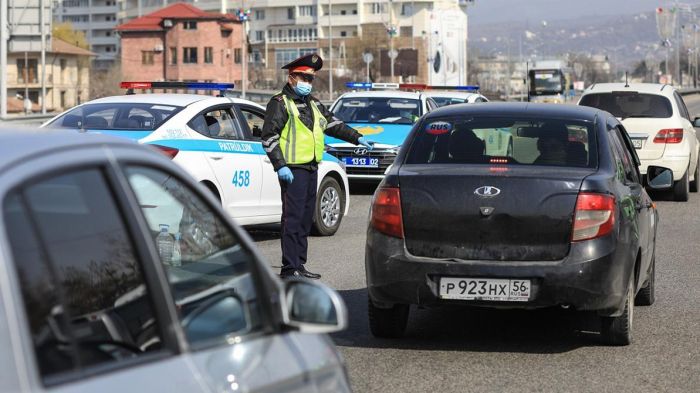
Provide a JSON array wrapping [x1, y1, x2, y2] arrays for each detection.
[[120, 81, 236, 91], [345, 82, 479, 92]]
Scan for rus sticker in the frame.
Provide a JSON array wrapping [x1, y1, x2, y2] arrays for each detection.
[[425, 121, 452, 135]]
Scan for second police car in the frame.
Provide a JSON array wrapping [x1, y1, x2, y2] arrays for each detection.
[[326, 83, 484, 180], [42, 82, 350, 236]]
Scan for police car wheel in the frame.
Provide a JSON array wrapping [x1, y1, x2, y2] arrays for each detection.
[[312, 177, 344, 236]]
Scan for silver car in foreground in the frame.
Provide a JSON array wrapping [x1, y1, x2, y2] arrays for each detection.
[[0, 132, 351, 392]]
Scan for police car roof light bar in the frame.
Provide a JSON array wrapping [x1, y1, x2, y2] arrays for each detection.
[[344, 82, 479, 92], [120, 81, 236, 95]]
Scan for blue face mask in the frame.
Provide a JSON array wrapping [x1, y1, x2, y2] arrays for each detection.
[[294, 81, 312, 96]]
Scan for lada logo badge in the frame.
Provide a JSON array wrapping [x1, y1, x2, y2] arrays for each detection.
[[474, 186, 501, 197]]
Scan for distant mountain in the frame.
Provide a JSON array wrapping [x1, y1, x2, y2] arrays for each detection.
[[467, 0, 700, 26], [469, 11, 676, 70]]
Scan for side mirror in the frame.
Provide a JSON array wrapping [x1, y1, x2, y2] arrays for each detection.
[[646, 166, 674, 190], [182, 291, 249, 343], [283, 279, 347, 334], [693, 117, 700, 128]]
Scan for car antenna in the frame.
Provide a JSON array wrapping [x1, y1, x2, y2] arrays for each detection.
[[624, 72, 629, 88]]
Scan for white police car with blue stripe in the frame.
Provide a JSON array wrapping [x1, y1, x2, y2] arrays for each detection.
[[42, 82, 350, 235]]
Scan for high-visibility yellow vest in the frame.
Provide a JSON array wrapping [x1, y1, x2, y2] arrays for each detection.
[[280, 95, 326, 164]]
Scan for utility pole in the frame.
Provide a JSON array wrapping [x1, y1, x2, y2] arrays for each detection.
[[1, 0, 8, 118], [328, 0, 333, 100], [40, 0, 46, 114]]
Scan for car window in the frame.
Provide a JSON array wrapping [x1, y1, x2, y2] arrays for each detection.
[[610, 127, 640, 184], [426, 98, 437, 112], [332, 97, 420, 124], [406, 116, 596, 169], [239, 106, 265, 140], [46, 103, 183, 130], [124, 166, 264, 348], [673, 92, 691, 121], [579, 92, 672, 119], [3, 169, 165, 385], [189, 108, 244, 140], [432, 97, 466, 107]]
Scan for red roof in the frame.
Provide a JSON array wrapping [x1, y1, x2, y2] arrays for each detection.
[[117, 2, 238, 32]]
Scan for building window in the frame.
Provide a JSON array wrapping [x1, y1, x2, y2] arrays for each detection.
[[255, 9, 265, 20], [371, 3, 386, 14], [183, 47, 197, 64], [400, 26, 412, 37], [170, 47, 177, 65], [183, 20, 197, 30], [340, 31, 347, 37], [17, 59, 38, 84], [255, 31, 264, 41], [340, 10, 346, 15], [204, 47, 213, 64], [234, 48, 241, 64], [142, 51, 154, 65], [287, 7, 294, 19], [353, 9, 357, 15], [276, 49, 298, 67], [401, 3, 413, 16], [299, 6, 315, 16]]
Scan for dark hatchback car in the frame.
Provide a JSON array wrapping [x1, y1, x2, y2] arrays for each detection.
[[365, 103, 672, 345]]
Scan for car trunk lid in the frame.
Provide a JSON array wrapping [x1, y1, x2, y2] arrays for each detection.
[[398, 165, 594, 261]]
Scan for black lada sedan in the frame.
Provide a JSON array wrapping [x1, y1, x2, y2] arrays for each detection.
[[365, 103, 672, 345]]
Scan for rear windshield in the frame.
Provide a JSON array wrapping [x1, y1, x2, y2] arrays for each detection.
[[332, 97, 420, 124], [406, 116, 597, 168], [579, 92, 672, 119], [432, 97, 466, 107], [46, 102, 184, 131]]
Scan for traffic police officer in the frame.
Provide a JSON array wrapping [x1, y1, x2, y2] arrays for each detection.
[[261, 53, 373, 279]]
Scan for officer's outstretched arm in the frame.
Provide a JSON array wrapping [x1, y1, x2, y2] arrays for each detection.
[[315, 99, 362, 144], [261, 97, 290, 171]]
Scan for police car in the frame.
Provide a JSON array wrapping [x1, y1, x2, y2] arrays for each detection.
[[42, 82, 350, 236], [326, 82, 481, 180]]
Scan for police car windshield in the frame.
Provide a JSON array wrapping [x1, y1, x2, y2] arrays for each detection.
[[47, 102, 184, 131], [332, 97, 420, 124], [432, 97, 467, 107]]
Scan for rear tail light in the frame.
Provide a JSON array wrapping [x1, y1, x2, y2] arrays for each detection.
[[653, 128, 683, 144], [371, 187, 404, 239], [152, 144, 179, 159], [572, 193, 615, 242]]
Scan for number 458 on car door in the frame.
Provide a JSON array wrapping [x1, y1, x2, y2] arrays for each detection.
[[232, 170, 251, 187]]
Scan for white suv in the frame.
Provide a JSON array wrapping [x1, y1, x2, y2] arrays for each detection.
[[579, 83, 700, 201]]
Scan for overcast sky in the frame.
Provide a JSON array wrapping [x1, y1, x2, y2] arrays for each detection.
[[468, 0, 700, 25]]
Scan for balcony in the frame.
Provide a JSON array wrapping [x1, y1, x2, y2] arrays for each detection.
[[90, 36, 118, 46], [266, 36, 318, 44], [319, 14, 360, 27]]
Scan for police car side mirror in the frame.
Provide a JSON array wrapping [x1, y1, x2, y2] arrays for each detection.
[[693, 116, 700, 128]]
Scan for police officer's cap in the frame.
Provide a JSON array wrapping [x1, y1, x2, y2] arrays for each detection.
[[282, 53, 323, 74]]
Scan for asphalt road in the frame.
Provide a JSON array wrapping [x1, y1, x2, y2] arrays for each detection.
[[250, 97, 700, 393]]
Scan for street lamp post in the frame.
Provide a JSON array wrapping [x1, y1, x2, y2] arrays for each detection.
[[328, 0, 333, 100], [237, 8, 251, 99]]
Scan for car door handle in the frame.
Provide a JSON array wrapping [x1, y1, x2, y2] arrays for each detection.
[[210, 156, 223, 161], [263, 157, 271, 163]]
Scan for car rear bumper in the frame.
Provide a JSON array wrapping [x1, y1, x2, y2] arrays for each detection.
[[365, 229, 633, 316], [639, 155, 690, 181]]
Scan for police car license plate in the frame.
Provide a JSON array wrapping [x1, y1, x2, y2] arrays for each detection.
[[344, 157, 379, 167], [439, 277, 531, 302], [632, 138, 644, 149]]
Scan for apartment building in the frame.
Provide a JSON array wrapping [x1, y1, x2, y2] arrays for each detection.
[[116, 3, 243, 84], [119, 1, 470, 88], [6, 38, 94, 113], [53, 0, 121, 69]]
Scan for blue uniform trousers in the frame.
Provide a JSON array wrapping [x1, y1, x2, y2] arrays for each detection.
[[279, 167, 318, 272]]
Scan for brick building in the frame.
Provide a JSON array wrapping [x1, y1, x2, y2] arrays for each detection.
[[116, 3, 243, 85]]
